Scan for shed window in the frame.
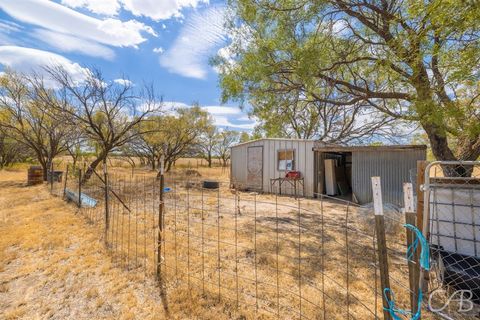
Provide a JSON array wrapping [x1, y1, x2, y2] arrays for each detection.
[[278, 150, 295, 171]]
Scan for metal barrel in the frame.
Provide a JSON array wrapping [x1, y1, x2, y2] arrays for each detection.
[[27, 166, 44, 185]]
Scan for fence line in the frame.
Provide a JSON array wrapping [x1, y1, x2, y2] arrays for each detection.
[[47, 162, 434, 319]]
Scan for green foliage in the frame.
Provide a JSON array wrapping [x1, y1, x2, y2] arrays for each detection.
[[216, 0, 480, 160], [239, 131, 251, 143], [216, 129, 241, 166], [144, 104, 213, 171]]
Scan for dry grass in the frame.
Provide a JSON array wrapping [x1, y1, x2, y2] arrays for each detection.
[[60, 170, 419, 319], [0, 168, 233, 319], [1, 161, 438, 319]]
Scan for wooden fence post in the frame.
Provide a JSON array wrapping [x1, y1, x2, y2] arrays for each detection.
[[403, 182, 420, 319], [416, 161, 429, 295], [416, 161, 428, 249], [371, 176, 391, 320], [104, 160, 109, 242]]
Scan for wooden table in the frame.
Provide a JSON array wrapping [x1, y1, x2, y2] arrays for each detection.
[[270, 177, 305, 197]]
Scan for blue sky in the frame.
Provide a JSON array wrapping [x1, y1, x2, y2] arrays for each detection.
[[0, 0, 255, 130]]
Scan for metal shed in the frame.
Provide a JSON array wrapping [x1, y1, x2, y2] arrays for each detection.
[[230, 138, 316, 197], [230, 139, 426, 206], [313, 142, 427, 205]]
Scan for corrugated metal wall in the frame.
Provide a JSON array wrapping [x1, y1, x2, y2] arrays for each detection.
[[352, 149, 426, 206], [230, 139, 315, 197], [230, 140, 265, 188]]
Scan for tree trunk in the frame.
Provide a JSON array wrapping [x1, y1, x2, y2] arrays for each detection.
[[41, 161, 48, 181], [82, 154, 106, 183], [207, 154, 212, 168], [166, 160, 173, 172], [423, 122, 478, 177], [72, 156, 78, 172], [423, 123, 456, 161]]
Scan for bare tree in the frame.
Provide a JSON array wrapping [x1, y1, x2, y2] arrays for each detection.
[[0, 71, 71, 179], [41, 66, 161, 181]]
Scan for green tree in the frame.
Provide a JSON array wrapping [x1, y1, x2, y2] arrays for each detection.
[[216, 129, 240, 167], [216, 0, 480, 170], [239, 132, 251, 143], [0, 131, 31, 168], [129, 116, 165, 170], [156, 105, 211, 172], [198, 117, 218, 168]]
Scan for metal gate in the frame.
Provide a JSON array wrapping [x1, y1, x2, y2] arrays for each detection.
[[423, 161, 480, 319], [247, 146, 263, 191]]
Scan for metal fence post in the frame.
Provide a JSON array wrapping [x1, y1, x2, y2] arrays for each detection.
[[157, 156, 165, 284], [403, 182, 420, 319], [63, 164, 69, 199], [50, 161, 54, 193], [104, 160, 109, 243], [78, 168, 82, 208], [371, 176, 392, 320]]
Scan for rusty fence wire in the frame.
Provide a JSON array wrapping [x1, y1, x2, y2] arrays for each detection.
[[47, 164, 433, 319]]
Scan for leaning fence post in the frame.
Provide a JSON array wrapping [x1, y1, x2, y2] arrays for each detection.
[[157, 156, 165, 284], [403, 182, 420, 319], [104, 160, 109, 243], [78, 168, 82, 208], [371, 176, 392, 320]]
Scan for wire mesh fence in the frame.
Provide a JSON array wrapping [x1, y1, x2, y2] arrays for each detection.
[[45, 161, 455, 319], [424, 161, 480, 319]]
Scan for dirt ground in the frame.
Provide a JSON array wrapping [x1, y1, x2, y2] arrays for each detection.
[[0, 168, 234, 320], [0, 162, 420, 320]]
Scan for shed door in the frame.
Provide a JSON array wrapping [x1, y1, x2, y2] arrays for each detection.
[[247, 146, 263, 190]]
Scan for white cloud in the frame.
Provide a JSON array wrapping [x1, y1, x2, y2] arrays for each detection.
[[61, 0, 120, 16], [113, 78, 133, 86], [162, 101, 255, 129], [153, 47, 164, 54], [160, 6, 226, 79], [0, 46, 90, 86], [32, 29, 115, 60], [0, 19, 22, 46], [0, 0, 156, 48], [202, 106, 241, 115], [59, 0, 208, 21], [0, 19, 21, 32], [121, 0, 208, 21], [212, 115, 255, 130], [215, 23, 253, 74]]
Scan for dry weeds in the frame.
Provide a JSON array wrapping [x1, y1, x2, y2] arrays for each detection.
[[0, 168, 233, 319], [1, 161, 437, 319]]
